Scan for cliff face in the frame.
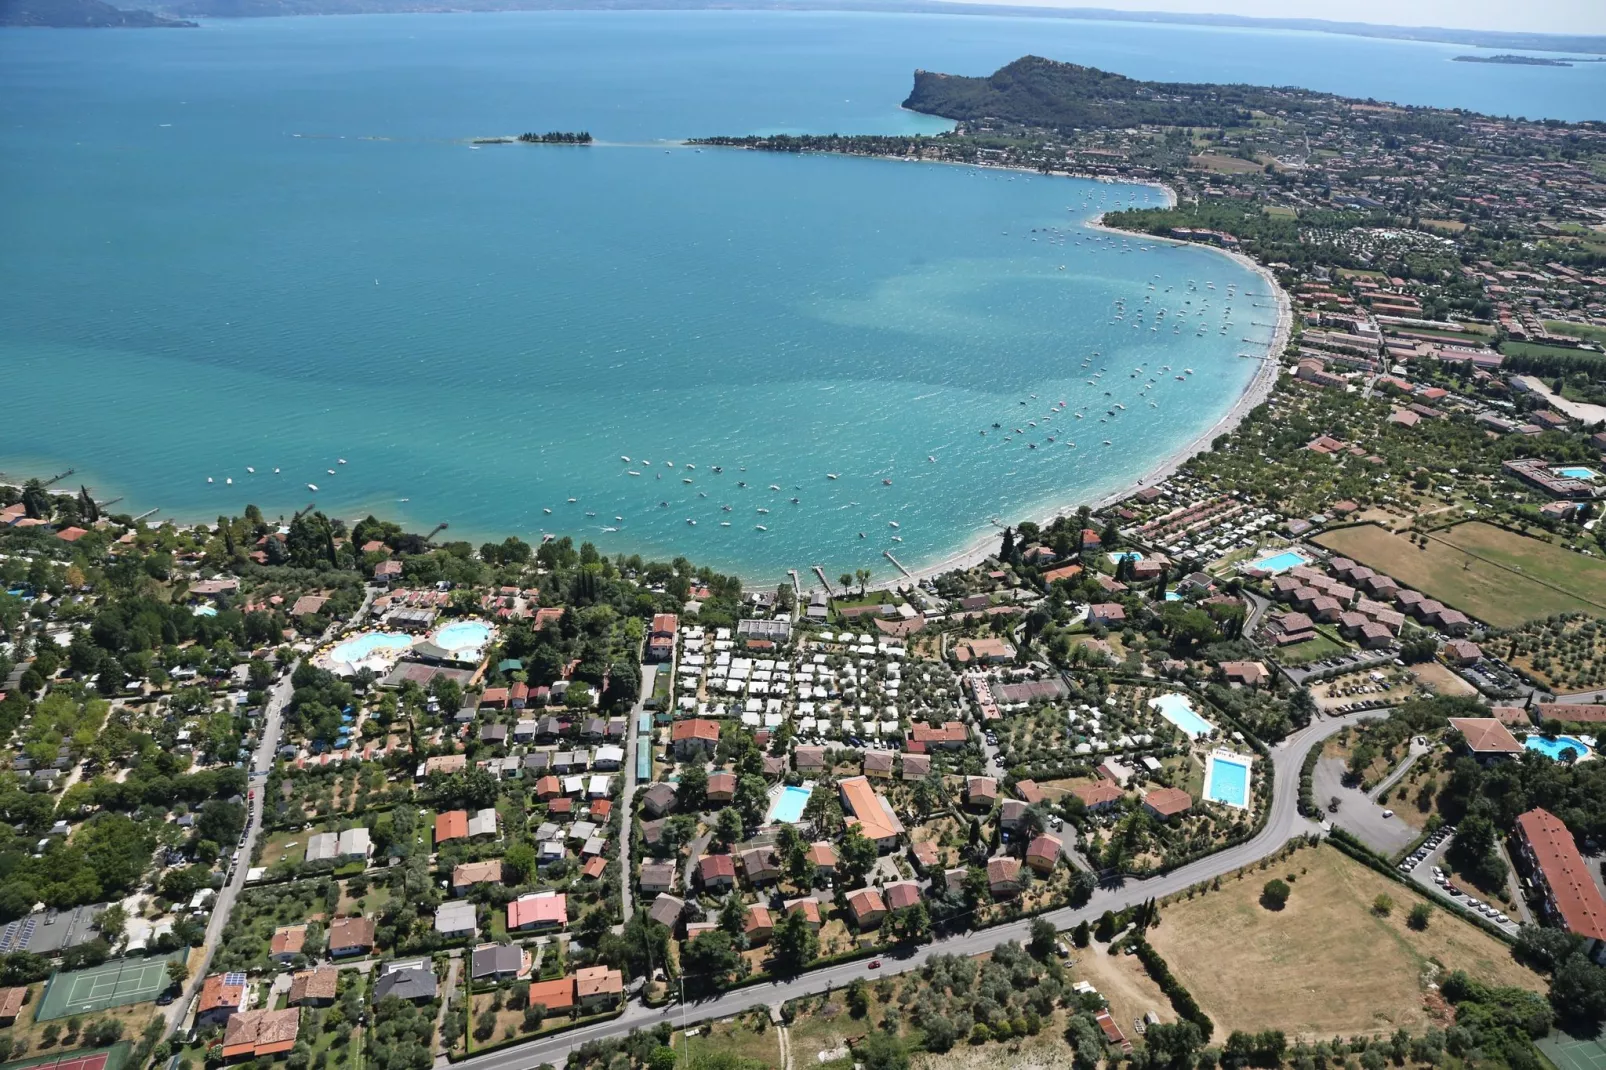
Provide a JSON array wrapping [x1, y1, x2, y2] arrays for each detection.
[[0, 0, 197, 25], [902, 55, 1259, 131]]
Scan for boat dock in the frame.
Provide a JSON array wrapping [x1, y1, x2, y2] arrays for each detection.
[[883, 550, 912, 579], [131, 507, 161, 522], [811, 565, 834, 596]]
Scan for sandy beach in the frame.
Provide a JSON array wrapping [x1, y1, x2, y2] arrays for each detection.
[[877, 207, 1292, 591]]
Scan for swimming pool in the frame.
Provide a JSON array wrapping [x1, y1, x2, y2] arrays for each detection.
[[1149, 693, 1215, 739], [191, 605, 218, 617], [430, 620, 494, 657], [1554, 466, 1601, 481], [1526, 735, 1591, 762], [1248, 549, 1310, 574], [322, 630, 415, 670], [767, 784, 812, 825], [1109, 551, 1145, 564], [1164, 592, 1183, 602], [1204, 754, 1251, 808]]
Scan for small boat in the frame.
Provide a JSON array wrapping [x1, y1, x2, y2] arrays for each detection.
[[327, 468, 336, 475], [720, 522, 730, 527], [602, 526, 618, 532], [567, 497, 578, 503], [790, 497, 799, 504], [398, 498, 410, 502], [225, 477, 232, 485], [543, 508, 552, 514], [621, 456, 630, 462], [273, 467, 280, 474], [308, 483, 318, 491], [721, 505, 732, 512], [928, 455, 936, 463], [711, 466, 722, 473], [755, 525, 767, 531], [585, 511, 596, 517], [757, 508, 770, 514], [685, 464, 695, 470], [628, 470, 641, 476], [246, 466, 255, 473], [769, 484, 781, 491], [858, 532, 866, 538], [882, 479, 892, 486], [827, 473, 839, 480], [682, 478, 693, 484], [338, 458, 346, 465], [1102, 440, 1112, 445], [686, 519, 696, 526], [206, 477, 214, 484], [891, 536, 902, 542], [889, 521, 899, 528]]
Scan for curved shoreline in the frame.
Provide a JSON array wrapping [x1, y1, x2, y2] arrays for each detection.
[[875, 202, 1291, 590]]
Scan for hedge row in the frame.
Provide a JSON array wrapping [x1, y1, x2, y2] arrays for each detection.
[[1132, 938, 1214, 1042]]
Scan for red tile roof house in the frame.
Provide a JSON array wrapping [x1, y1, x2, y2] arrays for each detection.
[[1514, 808, 1606, 963], [987, 857, 1023, 898], [965, 776, 998, 811], [647, 613, 679, 663], [737, 846, 781, 886], [1087, 603, 1127, 628], [844, 887, 887, 930], [435, 810, 470, 847], [1025, 834, 1062, 874], [197, 973, 248, 1025], [1442, 639, 1483, 666], [706, 771, 737, 804], [807, 841, 838, 880], [1142, 787, 1193, 820], [785, 898, 822, 929], [744, 905, 774, 946], [270, 924, 308, 965], [671, 718, 720, 759], [508, 891, 568, 932], [884, 881, 922, 912], [909, 722, 969, 750], [326, 916, 375, 958], [698, 853, 736, 892], [1220, 661, 1270, 687], [1448, 717, 1522, 763], [1072, 782, 1123, 812]]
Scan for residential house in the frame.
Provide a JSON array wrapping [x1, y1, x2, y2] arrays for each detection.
[[839, 775, 905, 851], [987, 857, 1022, 898], [844, 887, 886, 930], [221, 1009, 301, 1059], [287, 969, 338, 1008], [1448, 717, 1522, 762], [471, 944, 526, 983], [197, 973, 247, 1025], [671, 718, 720, 759], [1025, 834, 1062, 874], [1514, 809, 1606, 964], [507, 891, 568, 932], [270, 924, 307, 965], [638, 861, 677, 896], [452, 860, 504, 896], [576, 966, 624, 1011], [434, 901, 478, 939], [1142, 788, 1193, 820], [374, 960, 437, 1003], [697, 853, 736, 892]]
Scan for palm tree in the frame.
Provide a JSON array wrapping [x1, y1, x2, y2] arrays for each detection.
[[855, 569, 870, 596], [838, 573, 852, 593]]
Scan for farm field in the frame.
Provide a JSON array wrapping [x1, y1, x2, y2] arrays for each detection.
[[1148, 842, 1543, 1038], [1314, 522, 1606, 626]]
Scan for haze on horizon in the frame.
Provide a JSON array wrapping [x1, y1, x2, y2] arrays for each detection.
[[932, 0, 1605, 37]]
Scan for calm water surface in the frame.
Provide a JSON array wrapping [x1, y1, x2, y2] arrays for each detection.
[[4, 12, 1592, 583]]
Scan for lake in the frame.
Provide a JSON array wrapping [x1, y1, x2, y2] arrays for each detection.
[[1, 11, 1593, 584]]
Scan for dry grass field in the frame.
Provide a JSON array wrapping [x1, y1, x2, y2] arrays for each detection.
[[1148, 842, 1543, 1038], [1314, 522, 1606, 626]]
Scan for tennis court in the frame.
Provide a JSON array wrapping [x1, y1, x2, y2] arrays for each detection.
[[34, 952, 184, 1022], [0, 1042, 129, 1070], [1539, 1030, 1606, 1070]]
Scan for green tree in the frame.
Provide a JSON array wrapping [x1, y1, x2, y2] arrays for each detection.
[[838, 825, 877, 888], [771, 910, 818, 975], [1028, 917, 1059, 958], [1408, 903, 1431, 930], [1261, 879, 1290, 910]]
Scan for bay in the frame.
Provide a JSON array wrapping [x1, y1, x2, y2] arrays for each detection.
[[4, 11, 1586, 583]]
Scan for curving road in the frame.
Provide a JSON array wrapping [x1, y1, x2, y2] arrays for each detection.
[[452, 710, 1376, 1070]]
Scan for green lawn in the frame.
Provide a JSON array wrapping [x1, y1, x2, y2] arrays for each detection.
[[1276, 626, 1350, 666], [1501, 340, 1596, 360], [1545, 321, 1606, 346]]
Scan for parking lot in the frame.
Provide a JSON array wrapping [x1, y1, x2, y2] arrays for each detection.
[[1396, 827, 1524, 936]]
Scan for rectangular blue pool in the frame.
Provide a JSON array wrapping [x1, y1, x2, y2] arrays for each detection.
[[767, 784, 811, 824], [1205, 755, 1250, 808], [1150, 693, 1215, 739], [1555, 466, 1601, 481], [1249, 550, 1309, 574]]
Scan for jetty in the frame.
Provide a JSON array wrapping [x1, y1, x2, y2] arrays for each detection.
[[811, 565, 834, 596], [42, 467, 74, 488], [131, 507, 161, 522], [787, 569, 802, 611], [883, 550, 913, 579]]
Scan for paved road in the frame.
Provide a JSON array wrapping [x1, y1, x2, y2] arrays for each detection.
[[617, 664, 657, 930], [449, 710, 1375, 1070], [1369, 741, 1429, 801], [162, 664, 297, 1037], [160, 590, 373, 1038]]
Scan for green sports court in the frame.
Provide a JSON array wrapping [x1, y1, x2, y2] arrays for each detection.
[[33, 952, 185, 1022], [1539, 1030, 1606, 1070]]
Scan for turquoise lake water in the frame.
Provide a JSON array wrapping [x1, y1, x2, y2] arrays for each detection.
[[3, 13, 1599, 584]]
